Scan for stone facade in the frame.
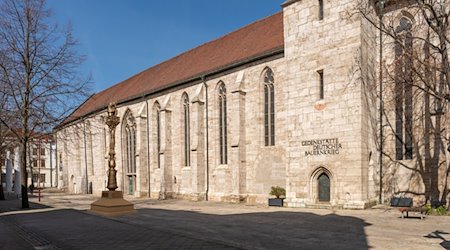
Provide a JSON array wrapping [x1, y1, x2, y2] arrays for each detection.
[[55, 0, 450, 209]]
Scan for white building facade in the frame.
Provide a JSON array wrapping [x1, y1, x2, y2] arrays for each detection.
[[1, 136, 57, 194]]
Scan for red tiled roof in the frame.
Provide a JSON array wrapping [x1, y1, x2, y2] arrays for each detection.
[[60, 11, 284, 128]]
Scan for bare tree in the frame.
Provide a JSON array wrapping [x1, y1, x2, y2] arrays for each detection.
[[356, 0, 450, 207], [0, 126, 4, 200], [0, 0, 90, 208]]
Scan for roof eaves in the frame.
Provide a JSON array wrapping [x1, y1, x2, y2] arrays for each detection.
[[53, 93, 96, 131], [55, 46, 284, 131]]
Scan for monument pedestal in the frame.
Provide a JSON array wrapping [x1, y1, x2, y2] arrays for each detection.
[[90, 191, 135, 216]]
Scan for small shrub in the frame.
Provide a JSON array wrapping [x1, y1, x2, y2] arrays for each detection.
[[435, 206, 448, 216], [425, 203, 432, 215], [270, 186, 286, 199], [426, 204, 449, 216]]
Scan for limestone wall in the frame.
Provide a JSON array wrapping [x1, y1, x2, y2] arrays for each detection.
[[56, 55, 287, 203], [282, 0, 372, 208]]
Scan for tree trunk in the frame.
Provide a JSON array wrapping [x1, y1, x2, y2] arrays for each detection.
[[0, 163, 4, 200], [21, 140, 29, 208]]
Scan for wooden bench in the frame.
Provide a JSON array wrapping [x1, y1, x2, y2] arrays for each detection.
[[390, 197, 427, 219]]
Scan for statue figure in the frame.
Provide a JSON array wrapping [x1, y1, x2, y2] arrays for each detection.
[[106, 103, 120, 191]]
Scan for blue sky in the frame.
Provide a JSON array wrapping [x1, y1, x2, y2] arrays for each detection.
[[46, 0, 283, 93]]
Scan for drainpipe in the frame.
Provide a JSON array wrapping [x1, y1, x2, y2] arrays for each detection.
[[50, 138, 53, 187], [83, 120, 89, 194], [146, 99, 151, 197], [55, 133, 58, 188], [378, 0, 385, 204], [202, 76, 209, 201]]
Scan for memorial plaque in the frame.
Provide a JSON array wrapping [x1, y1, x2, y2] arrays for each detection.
[[301, 138, 342, 156]]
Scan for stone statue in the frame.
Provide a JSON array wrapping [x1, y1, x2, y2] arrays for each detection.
[[106, 103, 120, 191]]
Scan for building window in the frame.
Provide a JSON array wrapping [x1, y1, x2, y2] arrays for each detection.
[[156, 103, 161, 168], [318, 70, 324, 99], [264, 68, 275, 146], [123, 111, 137, 195], [40, 160, 45, 168], [182, 93, 191, 166], [319, 0, 324, 20], [394, 16, 413, 160], [33, 160, 37, 168], [32, 148, 38, 156], [103, 127, 107, 155], [59, 153, 63, 171], [40, 148, 45, 156], [218, 82, 228, 164], [124, 111, 136, 174], [33, 174, 45, 184]]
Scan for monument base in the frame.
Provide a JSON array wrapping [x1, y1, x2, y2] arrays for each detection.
[[90, 191, 135, 217]]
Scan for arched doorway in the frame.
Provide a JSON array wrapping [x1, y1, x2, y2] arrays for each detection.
[[310, 167, 333, 204], [318, 173, 330, 202]]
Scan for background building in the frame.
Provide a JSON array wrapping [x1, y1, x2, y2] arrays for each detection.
[[1, 132, 57, 194]]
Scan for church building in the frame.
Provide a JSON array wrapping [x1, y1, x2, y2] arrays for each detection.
[[55, 0, 450, 209]]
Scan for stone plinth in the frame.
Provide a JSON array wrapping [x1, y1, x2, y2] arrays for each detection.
[[90, 191, 135, 217]]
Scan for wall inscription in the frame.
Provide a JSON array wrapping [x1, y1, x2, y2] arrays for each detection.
[[301, 138, 342, 156]]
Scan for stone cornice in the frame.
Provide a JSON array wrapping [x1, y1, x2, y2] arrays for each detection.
[[281, 0, 301, 8]]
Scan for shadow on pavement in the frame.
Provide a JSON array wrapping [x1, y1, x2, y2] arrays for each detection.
[[1, 208, 239, 249], [0, 204, 371, 250], [425, 230, 450, 250], [119, 208, 372, 249], [0, 197, 50, 214]]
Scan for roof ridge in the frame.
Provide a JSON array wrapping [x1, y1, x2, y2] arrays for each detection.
[[97, 11, 283, 94], [153, 11, 283, 67], [57, 10, 284, 129]]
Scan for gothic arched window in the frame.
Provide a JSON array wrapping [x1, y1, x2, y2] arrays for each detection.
[[218, 82, 227, 164], [123, 110, 137, 195], [264, 68, 275, 146], [182, 93, 190, 166], [394, 16, 413, 160], [124, 111, 137, 174]]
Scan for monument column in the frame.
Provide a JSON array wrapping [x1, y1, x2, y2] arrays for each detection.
[[90, 103, 135, 216]]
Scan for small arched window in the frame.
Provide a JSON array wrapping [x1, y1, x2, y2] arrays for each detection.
[[318, 0, 324, 20], [394, 16, 413, 160], [264, 68, 275, 146], [182, 93, 190, 166], [218, 82, 227, 164]]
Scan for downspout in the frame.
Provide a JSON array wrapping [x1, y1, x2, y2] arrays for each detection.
[[50, 138, 53, 187], [146, 99, 151, 197], [378, 0, 385, 204], [55, 133, 58, 188], [202, 76, 209, 201], [83, 120, 89, 194]]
